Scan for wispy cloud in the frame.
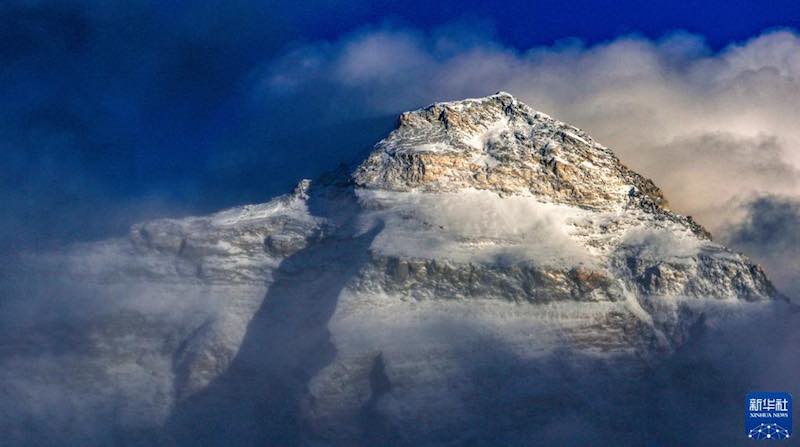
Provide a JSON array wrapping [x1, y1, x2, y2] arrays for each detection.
[[263, 26, 800, 226], [723, 196, 800, 298], [261, 25, 800, 295]]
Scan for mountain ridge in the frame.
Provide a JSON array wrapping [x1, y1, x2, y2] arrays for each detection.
[[1, 92, 783, 446]]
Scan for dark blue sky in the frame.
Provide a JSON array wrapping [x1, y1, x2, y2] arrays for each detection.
[[306, 0, 799, 49], [1, 0, 799, 251]]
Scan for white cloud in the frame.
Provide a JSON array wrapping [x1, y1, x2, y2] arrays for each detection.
[[264, 27, 800, 238]]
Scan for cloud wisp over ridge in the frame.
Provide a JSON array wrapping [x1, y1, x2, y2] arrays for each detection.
[[261, 25, 800, 296], [3, 10, 800, 443]]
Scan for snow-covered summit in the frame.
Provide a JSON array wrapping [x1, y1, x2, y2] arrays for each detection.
[[354, 92, 709, 237], [355, 92, 649, 202]]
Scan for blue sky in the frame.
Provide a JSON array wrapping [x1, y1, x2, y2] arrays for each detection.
[[302, 0, 799, 49], [2, 0, 799, 255]]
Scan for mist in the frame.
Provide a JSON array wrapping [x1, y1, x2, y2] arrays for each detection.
[[263, 25, 800, 296], [2, 2, 799, 445]]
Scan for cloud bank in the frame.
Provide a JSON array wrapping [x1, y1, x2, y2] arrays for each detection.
[[726, 196, 800, 300], [3, 13, 800, 442], [261, 25, 800, 296], [3, 2, 799, 301]]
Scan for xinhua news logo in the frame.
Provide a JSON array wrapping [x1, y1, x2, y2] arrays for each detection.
[[745, 392, 792, 440]]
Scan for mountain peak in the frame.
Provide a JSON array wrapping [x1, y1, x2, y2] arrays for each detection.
[[353, 93, 709, 237], [428, 90, 521, 109]]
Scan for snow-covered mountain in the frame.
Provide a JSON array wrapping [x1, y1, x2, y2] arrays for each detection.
[[1, 93, 784, 446]]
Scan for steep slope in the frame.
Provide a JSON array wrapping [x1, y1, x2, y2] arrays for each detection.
[[0, 93, 782, 446]]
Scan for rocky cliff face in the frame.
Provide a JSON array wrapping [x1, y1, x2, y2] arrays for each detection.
[[0, 93, 782, 446]]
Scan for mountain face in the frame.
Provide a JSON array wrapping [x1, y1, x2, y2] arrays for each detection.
[[1, 93, 783, 446]]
